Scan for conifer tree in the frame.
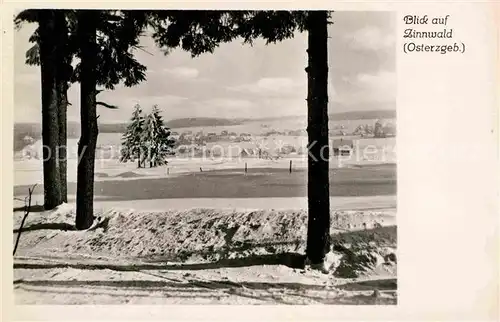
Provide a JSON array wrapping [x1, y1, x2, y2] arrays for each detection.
[[374, 120, 385, 138], [120, 104, 146, 168], [143, 105, 175, 168], [16, 9, 150, 228], [75, 10, 99, 230], [38, 10, 62, 209]]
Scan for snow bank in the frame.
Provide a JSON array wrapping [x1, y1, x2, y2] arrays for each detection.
[[14, 206, 396, 278]]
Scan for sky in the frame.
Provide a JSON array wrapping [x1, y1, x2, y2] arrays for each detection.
[[14, 11, 396, 124]]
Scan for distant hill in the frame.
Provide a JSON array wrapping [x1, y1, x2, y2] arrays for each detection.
[[13, 121, 127, 152], [98, 123, 128, 133], [164, 117, 244, 129], [163, 110, 396, 129], [247, 109, 396, 123], [328, 110, 396, 121], [13, 122, 81, 152]]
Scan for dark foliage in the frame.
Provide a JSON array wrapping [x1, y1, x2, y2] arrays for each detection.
[[16, 9, 149, 98], [149, 11, 319, 57]]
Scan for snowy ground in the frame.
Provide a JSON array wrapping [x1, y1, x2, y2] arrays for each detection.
[[13, 205, 397, 305], [14, 258, 397, 305], [13, 158, 397, 305], [14, 157, 395, 187], [15, 195, 397, 213]]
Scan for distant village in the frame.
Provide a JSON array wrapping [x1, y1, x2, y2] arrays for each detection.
[[170, 120, 396, 159], [16, 119, 395, 160], [171, 119, 396, 146], [172, 130, 253, 145]]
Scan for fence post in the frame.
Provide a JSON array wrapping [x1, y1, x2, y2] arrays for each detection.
[[289, 160, 292, 173], [167, 168, 170, 175], [245, 162, 248, 174]]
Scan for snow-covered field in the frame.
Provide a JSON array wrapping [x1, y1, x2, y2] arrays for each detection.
[[14, 154, 395, 187], [13, 152, 397, 305]]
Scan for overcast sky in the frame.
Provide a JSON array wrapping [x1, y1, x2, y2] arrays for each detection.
[[14, 11, 396, 124]]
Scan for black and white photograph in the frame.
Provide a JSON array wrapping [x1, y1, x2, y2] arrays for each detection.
[[12, 9, 398, 305]]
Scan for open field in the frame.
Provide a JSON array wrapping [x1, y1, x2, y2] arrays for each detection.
[[15, 164, 396, 201], [14, 139, 396, 215]]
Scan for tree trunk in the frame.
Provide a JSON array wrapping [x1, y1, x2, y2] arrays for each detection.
[[75, 11, 98, 230], [305, 11, 331, 265], [55, 10, 68, 203], [38, 10, 62, 210], [57, 83, 68, 203]]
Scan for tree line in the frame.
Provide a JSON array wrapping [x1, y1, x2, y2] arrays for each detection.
[[16, 10, 332, 270]]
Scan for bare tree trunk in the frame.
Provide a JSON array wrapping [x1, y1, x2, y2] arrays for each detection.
[[75, 11, 98, 230], [305, 11, 331, 265], [57, 83, 68, 203], [39, 10, 62, 210], [55, 10, 68, 203]]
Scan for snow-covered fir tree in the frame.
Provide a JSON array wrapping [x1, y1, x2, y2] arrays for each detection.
[[120, 104, 146, 167], [143, 105, 176, 167]]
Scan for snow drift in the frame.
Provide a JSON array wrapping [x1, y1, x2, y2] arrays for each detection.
[[14, 204, 396, 278]]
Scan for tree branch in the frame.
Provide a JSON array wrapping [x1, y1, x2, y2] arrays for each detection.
[[132, 45, 154, 56], [96, 101, 118, 109], [13, 183, 37, 256]]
